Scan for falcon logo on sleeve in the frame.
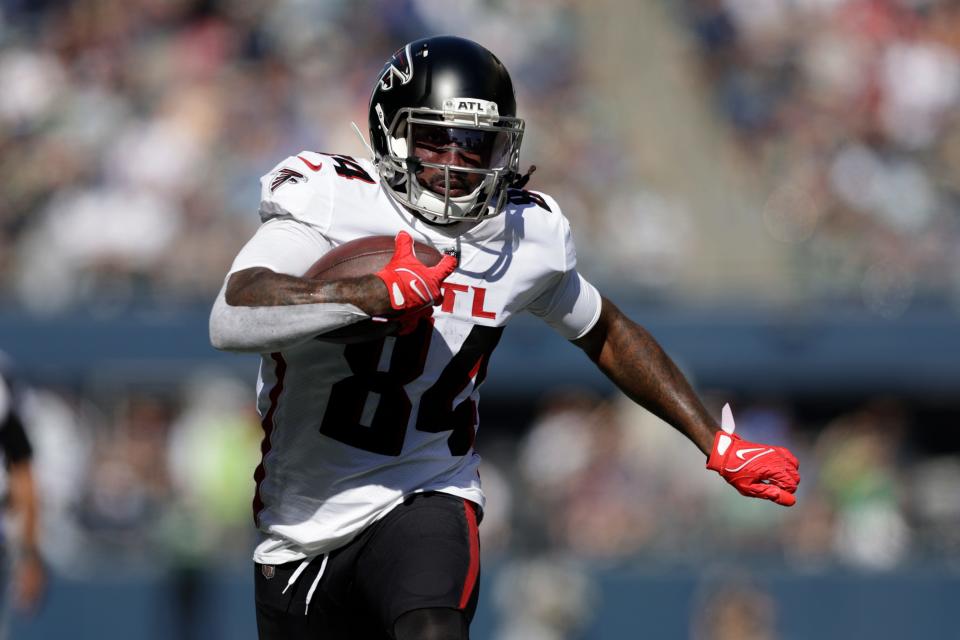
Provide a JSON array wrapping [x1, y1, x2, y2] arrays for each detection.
[[270, 167, 307, 193]]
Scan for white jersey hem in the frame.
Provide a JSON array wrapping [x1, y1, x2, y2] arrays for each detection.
[[252, 485, 485, 565]]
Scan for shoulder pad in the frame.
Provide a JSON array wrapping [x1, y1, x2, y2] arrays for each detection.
[[258, 151, 378, 229], [259, 152, 325, 224]]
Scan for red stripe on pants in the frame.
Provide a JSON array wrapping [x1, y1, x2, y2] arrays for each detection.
[[459, 500, 480, 609]]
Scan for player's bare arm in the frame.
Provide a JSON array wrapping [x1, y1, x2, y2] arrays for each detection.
[[225, 267, 394, 316], [225, 230, 455, 316], [573, 296, 800, 506], [7, 460, 45, 611], [211, 230, 456, 353], [211, 272, 379, 353], [572, 296, 717, 453]]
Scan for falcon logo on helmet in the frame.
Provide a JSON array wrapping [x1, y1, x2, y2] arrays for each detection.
[[378, 43, 417, 92], [367, 36, 525, 225]]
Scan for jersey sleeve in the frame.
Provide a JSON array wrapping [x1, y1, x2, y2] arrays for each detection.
[[228, 217, 333, 277], [258, 151, 333, 231], [0, 374, 31, 465], [524, 200, 603, 340]]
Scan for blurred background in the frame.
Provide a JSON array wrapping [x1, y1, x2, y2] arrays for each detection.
[[1, 0, 960, 638]]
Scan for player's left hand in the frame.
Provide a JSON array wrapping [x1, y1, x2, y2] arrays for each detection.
[[706, 404, 800, 506]]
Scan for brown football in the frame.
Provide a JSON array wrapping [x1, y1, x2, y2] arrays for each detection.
[[306, 235, 442, 344]]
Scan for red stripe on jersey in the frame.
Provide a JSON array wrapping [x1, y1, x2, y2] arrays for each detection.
[[467, 355, 483, 381], [458, 499, 481, 610], [252, 352, 287, 527]]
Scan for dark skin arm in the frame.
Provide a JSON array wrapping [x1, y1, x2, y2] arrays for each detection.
[[572, 296, 718, 454], [225, 267, 394, 316], [8, 461, 45, 612]]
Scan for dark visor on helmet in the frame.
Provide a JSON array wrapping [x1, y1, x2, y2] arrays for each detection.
[[410, 123, 511, 168]]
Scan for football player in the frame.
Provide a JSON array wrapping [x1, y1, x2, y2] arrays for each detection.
[[210, 36, 800, 640]]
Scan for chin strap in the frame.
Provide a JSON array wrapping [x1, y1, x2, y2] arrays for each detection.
[[509, 164, 537, 190]]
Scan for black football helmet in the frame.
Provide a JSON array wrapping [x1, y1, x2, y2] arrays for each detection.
[[368, 36, 525, 224]]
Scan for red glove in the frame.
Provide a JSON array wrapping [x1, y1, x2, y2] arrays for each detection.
[[706, 404, 800, 506], [375, 231, 458, 313]]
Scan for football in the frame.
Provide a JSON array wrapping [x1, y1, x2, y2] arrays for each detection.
[[306, 235, 443, 343]]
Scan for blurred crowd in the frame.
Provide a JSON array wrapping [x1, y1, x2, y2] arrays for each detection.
[[3, 0, 958, 315], [683, 0, 960, 311], [19, 374, 261, 575], [494, 390, 960, 572]]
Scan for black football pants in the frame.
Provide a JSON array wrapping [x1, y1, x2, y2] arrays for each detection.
[[254, 492, 481, 639]]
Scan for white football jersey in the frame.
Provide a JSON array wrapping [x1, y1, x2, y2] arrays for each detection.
[[231, 151, 602, 564]]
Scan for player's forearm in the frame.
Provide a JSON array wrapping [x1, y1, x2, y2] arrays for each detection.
[[210, 270, 379, 352], [225, 267, 392, 316], [8, 464, 39, 555], [574, 298, 717, 454]]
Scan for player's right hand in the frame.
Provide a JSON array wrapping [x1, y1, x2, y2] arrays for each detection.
[[706, 404, 800, 506], [375, 231, 458, 312]]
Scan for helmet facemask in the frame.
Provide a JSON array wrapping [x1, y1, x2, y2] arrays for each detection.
[[375, 99, 524, 224]]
